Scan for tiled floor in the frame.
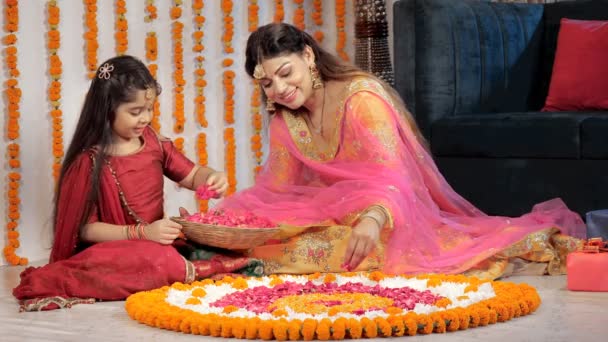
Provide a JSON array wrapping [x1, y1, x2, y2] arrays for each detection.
[[1, 262, 606, 342]]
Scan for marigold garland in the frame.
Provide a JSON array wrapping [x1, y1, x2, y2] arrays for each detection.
[[83, 0, 98, 79], [274, 0, 284, 23], [144, 0, 157, 23], [144, 1, 161, 132], [224, 128, 236, 195], [335, 0, 349, 61], [115, 0, 128, 55], [174, 137, 185, 155], [197, 133, 208, 212], [3, 0, 27, 266], [126, 273, 541, 339], [47, 0, 64, 183], [171, 1, 185, 133], [248, 0, 259, 33], [312, 0, 323, 42], [293, 0, 305, 30], [193, 0, 207, 128], [222, 0, 236, 194], [249, 2, 263, 175]]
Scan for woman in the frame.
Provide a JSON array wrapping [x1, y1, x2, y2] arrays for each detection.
[[216, 23, 585, 279]]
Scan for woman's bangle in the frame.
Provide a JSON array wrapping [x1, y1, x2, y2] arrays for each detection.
[[360, 214, 383, 230]]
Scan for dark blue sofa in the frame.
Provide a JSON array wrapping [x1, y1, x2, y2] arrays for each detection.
[[393, 0, 608, 217]]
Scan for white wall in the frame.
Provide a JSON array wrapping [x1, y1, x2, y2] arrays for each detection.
[[0, 0, 367, 265]]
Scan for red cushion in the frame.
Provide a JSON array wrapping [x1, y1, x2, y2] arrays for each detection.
[[542, 18, 608, 111]]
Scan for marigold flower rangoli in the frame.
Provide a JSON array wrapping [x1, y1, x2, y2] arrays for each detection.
[[125, 272, 541, 339]]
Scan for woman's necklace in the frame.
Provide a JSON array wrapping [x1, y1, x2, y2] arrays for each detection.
[[309, 87, 326, 135]]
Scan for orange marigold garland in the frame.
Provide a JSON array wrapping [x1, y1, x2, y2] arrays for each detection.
[[222, 0, 236, 194], [115, 0, 128, 55], [47, 0, 64, 182], [293, 0, 305, 30], [3, 0, 27, 266], [248, 0, 259, 33], [144, 1, 160, 132], [125, 273, 542, 339], [224, 128, 236, 195], [171, 0, 185, 133], [197, 133, 208, 212], [274, 0, 284, 23], [335, 0, 349, 61], [193, 0, 207, 128], [174, 137, 185, 155], [83, 0, 98, 79], [144, 0, 157, 22], [249, 1, 263, 175], [312, 0, 323, 42]]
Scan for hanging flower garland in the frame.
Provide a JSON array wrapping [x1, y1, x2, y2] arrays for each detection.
[[83, 0, 98, 79], [144, 0, 157, 22], [171, 0, 185, 133], [335, 0, 349, 61], [47, 0, 64, 183], [197, 133, 208, 212], [3, 0, 27, 266], [274, 0, 284, 23], [249, 0, 263, 175], [174, 137, 185, 155], [224, 128, 236, 195], [222, 0, 236, 194], [193, 0, 207, 128], [248, 0, 259, 33], [250, 86, 263, 175], [115, 0, 128, 55], [293, 0, 305, 30], [126, 273, 541, 339], [312, 0, 323, 42], [144, 1, 161, 132]]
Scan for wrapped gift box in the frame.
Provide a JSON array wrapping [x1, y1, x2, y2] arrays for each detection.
[[567, 239, 608, 292]]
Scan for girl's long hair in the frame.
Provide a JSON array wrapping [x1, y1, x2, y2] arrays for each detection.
[[244, 22, 427, 145], [54, 55, 161, 235]]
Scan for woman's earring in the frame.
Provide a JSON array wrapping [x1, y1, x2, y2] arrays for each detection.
[[266, 98, 276, 111], [309, 64, 323, 89]]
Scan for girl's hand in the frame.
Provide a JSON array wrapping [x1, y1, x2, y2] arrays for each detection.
[[206, 171, 228, 197], [343, 217, 381, 271], [146, 218, 183, 245]]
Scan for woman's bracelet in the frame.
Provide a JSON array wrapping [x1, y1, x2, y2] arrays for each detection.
[[124, 223, 149, 240], [360, 214, 383, 229]]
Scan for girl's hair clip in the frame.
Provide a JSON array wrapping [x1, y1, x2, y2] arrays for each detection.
[[98, 63, 115, 80]]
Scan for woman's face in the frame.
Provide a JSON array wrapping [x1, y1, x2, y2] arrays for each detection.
[[257, 46, 315, 110]]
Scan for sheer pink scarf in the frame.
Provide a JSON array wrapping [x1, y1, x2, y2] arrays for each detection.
[[218, 78, 585, 274]]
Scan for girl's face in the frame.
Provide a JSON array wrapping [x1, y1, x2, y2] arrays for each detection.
[[111, 88, 154, 143], [257, 46, 315, 110]]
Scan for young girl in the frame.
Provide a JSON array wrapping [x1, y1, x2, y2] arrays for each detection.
[[13, 56, 260, 311]]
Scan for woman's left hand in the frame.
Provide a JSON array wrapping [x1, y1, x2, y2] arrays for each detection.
[[206, 171, 228, 197], [343, 217, 381, 271]]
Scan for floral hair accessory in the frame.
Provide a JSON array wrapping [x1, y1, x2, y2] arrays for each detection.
[[253, 64, 266, 80], [98, 63, 114, 80]]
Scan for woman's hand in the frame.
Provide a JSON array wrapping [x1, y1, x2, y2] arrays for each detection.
[[206, 171, 228, 197], [343, 217, 381, 271], [146, 218, 183, 245]]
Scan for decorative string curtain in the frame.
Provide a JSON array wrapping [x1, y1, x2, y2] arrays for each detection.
[[353, 0, 394, 85]]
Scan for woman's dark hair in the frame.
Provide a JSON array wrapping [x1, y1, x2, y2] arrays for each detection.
[[54, 55, 161, 234], [244, 23, 426, 145]]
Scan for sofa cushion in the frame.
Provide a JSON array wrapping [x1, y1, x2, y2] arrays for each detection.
[[542, 19, 608, 111], [537, 0, 608, 108], [431, 112, 588, 158], [581, 115, 608, 159]]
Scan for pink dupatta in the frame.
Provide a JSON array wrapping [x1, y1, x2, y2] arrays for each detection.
[[218, 77, 585, 275]]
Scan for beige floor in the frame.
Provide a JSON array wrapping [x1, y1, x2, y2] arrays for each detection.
[[1, 263, 607, 342]]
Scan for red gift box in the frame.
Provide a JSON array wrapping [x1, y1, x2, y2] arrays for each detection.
[[567, 238, 608, 292]]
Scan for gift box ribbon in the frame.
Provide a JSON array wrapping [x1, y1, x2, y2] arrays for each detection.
[[582, 237, 608, 253]]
